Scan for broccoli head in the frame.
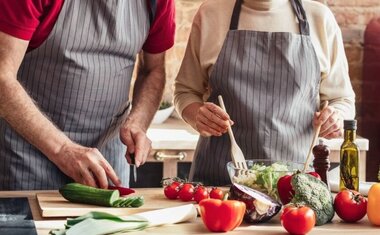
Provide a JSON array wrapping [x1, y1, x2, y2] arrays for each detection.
[[291, 173, 335, 226]]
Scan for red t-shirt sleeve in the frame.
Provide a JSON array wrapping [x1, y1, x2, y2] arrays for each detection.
[[0, 0, 46, 40], [142, 0, 176, 54]]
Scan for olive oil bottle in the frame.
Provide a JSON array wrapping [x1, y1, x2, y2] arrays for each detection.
[[339, 120, 359, 191]]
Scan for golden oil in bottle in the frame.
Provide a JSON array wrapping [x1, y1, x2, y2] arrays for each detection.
[[339, 120, 359, 191]]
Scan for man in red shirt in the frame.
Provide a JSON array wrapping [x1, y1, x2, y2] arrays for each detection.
[[0, 0, 176, 190]]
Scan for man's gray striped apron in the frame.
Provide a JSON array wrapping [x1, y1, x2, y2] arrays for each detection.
[[189, 0, 321, 186], [0, 0, 152, 190]]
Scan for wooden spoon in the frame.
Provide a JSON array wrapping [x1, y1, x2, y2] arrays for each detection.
[[302, 100, 329, 173]]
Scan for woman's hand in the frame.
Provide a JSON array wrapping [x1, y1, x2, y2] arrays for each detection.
[[313, 106, 343, 139], [183, 102, 233, 137]]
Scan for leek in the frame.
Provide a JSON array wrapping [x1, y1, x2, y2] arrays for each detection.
[[49, 212, 148, 235]]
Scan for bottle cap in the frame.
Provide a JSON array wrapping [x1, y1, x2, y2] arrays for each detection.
[[344, 120, 357, 130]]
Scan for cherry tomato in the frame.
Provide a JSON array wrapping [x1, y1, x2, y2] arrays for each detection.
[[281, 205, 315, 235], [209, 187, 224, 200], [164, 181, 181, 200], [178, 183, 195, 201], [194, 186, 209, 203], [334, 189, 367, 223]]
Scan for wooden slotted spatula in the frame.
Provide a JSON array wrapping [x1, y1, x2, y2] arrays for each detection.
[[218, 95, 248, 170]]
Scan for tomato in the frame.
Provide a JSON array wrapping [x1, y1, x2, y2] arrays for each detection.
[[307, 172, 321, 180], [194, 186, 209, 203], [367, 183, 380, 225], [334, 189, 367, 223], [281, 205, 315, 235], [164, 181, 181, 200], [277, 175, 294, 205], [199, 198, 246, 232], [277, 172, 321, 205], [209, 187, 224, 200], [178, 183, 195, 201]]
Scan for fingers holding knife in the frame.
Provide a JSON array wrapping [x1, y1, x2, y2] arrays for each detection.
[[121, 124, 152, 167], [125, 133, 152, 167]]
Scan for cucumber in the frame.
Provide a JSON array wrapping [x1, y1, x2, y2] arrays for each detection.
[[112, 198, 124, 207], [59, 183, 120, 207], [129, 196, 144, 207], [111, 196, 144, 208]]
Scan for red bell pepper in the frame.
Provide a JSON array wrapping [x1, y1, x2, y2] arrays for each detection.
[[199, 198, 246, 232]]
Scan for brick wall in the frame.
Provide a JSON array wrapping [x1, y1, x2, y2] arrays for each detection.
[[162, 0, 204, 103], [327, 0, 380, 181], [328, 0, 380, 123], [164, 0, 380, 180]]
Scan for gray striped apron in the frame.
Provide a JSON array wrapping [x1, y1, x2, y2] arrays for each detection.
[[0, 0, 152, 190], [189, 0, 321, 186]]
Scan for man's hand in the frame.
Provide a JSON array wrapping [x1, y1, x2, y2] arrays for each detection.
[[53, 142, 121, 189], [121, 51, 165, 167], [120, 121, 152, 167], [313, 105, 343, 139], [183, 102, 232, 137]]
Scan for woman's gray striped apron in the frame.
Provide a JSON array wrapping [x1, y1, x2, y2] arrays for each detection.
[[0, 0, 152, 190], [189, 0, 321, 186]]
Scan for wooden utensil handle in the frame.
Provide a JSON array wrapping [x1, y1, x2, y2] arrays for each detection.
[[302, 101, 329, 173], [217, 95, 236, 143]]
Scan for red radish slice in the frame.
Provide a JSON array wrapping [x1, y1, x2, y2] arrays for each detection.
[[108, 186, 135, 196]]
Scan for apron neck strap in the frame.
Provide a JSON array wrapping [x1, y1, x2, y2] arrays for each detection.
[[289, 0, 310, 35], [229, 0, 243, 30], [229, 0, 310, 36]]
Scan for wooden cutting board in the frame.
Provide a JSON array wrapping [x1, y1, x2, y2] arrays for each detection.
[[36, 188, 193, 218]]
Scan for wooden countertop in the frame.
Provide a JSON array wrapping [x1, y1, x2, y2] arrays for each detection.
[[1, 189, 379, 235], [148, 118, 369, 151]]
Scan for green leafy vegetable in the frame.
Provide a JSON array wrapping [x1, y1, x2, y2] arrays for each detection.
[[49, 212, 149, 235], [233, 162, 289, 200], [291, 173, 334, 226]]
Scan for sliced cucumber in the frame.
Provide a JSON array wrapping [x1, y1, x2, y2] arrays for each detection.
[[59, 183, 119, 207]]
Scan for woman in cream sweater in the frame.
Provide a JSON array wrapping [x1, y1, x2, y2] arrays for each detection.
[[174, 0, 355, 186]]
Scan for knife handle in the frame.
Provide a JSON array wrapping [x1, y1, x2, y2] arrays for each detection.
[[129, 153, 136, 165]]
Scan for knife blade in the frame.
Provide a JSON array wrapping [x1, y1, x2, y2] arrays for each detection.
[[130, 153, 137, 182]]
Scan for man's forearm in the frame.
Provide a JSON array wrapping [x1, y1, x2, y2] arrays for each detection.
[[0, 31, 71, 162], [127, 52, 166, 130], [0, 77, 71, 160]]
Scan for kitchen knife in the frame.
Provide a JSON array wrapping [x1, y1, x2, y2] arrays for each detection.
[[130, 153, 137, 182]]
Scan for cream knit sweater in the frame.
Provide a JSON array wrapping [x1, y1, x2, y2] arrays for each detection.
[[174, 0, 355, 120]]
